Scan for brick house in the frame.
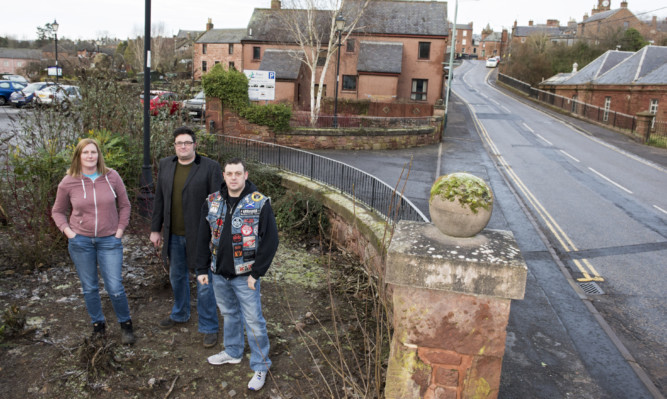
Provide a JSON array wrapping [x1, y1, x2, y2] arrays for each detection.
[[510, 19, 577, 48], [538, 45, 667, 123], [0, 48, 42, 75], [194, 19, 245, 78], [448, 22, 474, 58], [477, 30, 509, 60], [194, 0, 448, 107], [577, 1, 666, 45]]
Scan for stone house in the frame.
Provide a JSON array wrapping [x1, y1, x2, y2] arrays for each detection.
[[577, 1, 666, 45], [510, 19, 577, 48], [193, 0, 448, 107], [538, 45, 667, 123], [476, 30, 509, 60]]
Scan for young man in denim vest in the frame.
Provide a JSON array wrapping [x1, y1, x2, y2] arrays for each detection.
[[196, 157, 279, 391], [150, 126, 222, 348]]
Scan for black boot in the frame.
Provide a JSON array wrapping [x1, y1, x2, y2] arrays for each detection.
[[92, 321, 106, 339], [120, 320, 136, 345]]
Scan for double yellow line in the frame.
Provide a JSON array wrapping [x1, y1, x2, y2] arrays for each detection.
[[471, 110, 604, 282]]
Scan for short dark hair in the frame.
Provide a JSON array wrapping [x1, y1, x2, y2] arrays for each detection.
[[224, 157, 246, 172], [173, 126, 196, 142]]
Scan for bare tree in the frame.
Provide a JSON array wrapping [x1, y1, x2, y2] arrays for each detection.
[[278, 0, 371, 125], [125, 23, 176, 74]]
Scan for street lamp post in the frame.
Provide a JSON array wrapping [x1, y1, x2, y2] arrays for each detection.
[[443, 0, 458, 130], [333, 13, 345, 129], [52, 19, 59, 82]]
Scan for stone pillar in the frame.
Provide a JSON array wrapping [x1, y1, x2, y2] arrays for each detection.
[[384, 221, 527, 399], [635, 111, 654, 143]]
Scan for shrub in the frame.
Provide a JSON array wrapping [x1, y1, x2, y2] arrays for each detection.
[[273, 190, 329, 238]]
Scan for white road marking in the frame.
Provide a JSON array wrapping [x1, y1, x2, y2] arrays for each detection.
[[589, 168, 633, 194], [654, 205, 667, 215], [537, 134, 553, 145], [560, 150, 580, 163]]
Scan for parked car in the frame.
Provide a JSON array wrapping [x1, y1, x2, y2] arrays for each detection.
[[9, 81, 55, 108], [1, 74, 29, 85], [182, 90, 205, 119], [486, 57, 499, 68], [0, 80, 27, 105], [140, 90, 181, 116], [34, 84, 82, 110]]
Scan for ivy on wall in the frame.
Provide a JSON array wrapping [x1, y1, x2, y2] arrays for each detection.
[[202, 64, 292, 132]]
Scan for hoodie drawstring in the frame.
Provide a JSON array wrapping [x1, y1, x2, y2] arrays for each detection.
[[105, 175, 117, 199], [81, 179, 87, 199]]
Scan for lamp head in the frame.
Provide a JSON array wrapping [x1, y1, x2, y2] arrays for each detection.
[[335, 13, 345, 32], [52, 20, 59, 33]]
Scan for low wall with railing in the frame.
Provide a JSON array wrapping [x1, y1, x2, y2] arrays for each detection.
[[205, 98, 443, 150]]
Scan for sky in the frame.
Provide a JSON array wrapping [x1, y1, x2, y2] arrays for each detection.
[[3, 0, 666, 41]]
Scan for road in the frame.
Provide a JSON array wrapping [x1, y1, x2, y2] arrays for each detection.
[[313, 60, 666, 398]]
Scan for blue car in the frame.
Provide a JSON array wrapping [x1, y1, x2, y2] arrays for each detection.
[[9, 82, 55, 108], [0, 80, 27, 106]]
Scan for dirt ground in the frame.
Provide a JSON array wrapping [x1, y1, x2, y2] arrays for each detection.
[[0, 231, 384, 399]]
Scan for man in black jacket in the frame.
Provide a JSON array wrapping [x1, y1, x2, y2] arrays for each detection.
[[150, 126, 222, 348], [196, 157, 278, 391]]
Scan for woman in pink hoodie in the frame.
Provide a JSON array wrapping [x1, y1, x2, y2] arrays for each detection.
[[52, 138, 135, 344]]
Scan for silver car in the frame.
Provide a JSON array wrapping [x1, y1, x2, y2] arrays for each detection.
[[182, 90, 205, 119], [34, 85, 81, 110]]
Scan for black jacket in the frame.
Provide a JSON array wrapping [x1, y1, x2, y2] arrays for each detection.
[[195, 179, 279, 280], [150, 154, 222, 270]]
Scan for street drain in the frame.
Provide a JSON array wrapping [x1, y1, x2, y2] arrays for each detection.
[[579, 281, 605, 295]]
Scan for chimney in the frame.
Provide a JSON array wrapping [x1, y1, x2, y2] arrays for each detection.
[[271, 0, 281, 9], [206, 18, 213, 31], [513, 20, 518, 29], [652, 16, 657, 28], [572, 62, 578, 73], [528, 20, 534, 26], [621, 1, 628, 8]]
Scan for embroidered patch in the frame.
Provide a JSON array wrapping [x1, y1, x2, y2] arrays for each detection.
[[240, 209, 260, 216], [232, 217, 243, 228], [209, 202, 220, 214], [243, 202, 256, 209], [241, 225, 254, 236], [232, 234, 243, 243], [243, 236, 256, 248], [251, 192, 264, 202]]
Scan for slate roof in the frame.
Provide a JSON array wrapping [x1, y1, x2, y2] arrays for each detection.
[[513, 26, 568, 38], [562, 50, 633, 84], [357, 41, 403, 74], [246, 1, 448, 43], [197, 29, 247, 44], [584, 9, 621, 23], [176, 30, 203, 39], [596, 46, 667, 84], [0, 48, 42, 60], [481, 32, 502, 42], [258, 49, 304, 80], [544, 46, 667, 86], [541, 72, 573, 85]]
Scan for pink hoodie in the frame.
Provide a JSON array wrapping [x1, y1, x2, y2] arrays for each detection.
[[52, 169, 131, 237]]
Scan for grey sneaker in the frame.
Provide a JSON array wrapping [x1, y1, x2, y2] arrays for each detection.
[[207, 351, 242, 365], [120, 320, 136, 345], [203, 333, 217, 348], [248, 370, 266, 391]]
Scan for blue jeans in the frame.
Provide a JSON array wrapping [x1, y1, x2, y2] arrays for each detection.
[[68, 234, 131, 324], [168, 235, 219, 334], [212, 274, 271, 371]]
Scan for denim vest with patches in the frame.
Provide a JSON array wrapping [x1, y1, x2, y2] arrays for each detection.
[[206, 191, 268, 275]]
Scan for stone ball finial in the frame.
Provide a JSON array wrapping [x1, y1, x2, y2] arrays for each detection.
[[429, 173, 494, 237]]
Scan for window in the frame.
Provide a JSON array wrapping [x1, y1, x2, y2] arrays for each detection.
[[202, 61, 207, 73], [603, 96, 611, 122], [463, 31, 468, 36], [214, 61, 220, 65], [418, 42, 431, 59], [521, 37, 526, 43], [202, 44, 207, 54], [229, 61, 235, 70], [229, 44, 234, 55], [17, 62, 23, 67], [253, 46, 261, 60], [650, 99, 658, 129], [317, 50, 327, 66], [3, 61, 8, 66], [462, 39, 467, 46], [571, 95, 578, 113], [411, 79, 428, 101], [346, 39, 356, 52], [342, 75, 357, 91], [623, 21, 629, 29], [482, 50, 486, 57], [315, 84, 326, 97]]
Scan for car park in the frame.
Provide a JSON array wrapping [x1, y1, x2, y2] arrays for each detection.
[[34, 84, 82, 110], [9, 82, 55, 107], [486, 57, 499, 68], [182, 90, 205, 119], [1, 74, 29, 85], [0, 80, 27, 105]]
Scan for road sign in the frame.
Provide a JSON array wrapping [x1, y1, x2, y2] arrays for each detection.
[[244, 70, 275, 101]]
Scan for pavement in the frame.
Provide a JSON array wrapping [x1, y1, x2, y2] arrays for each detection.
[[444, 80, 666, 398]]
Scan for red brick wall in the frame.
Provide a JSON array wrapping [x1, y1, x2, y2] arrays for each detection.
[[194, 43, 244, 80]]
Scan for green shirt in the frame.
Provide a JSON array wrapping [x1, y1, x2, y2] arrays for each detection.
[[170, 162, 193, 236]]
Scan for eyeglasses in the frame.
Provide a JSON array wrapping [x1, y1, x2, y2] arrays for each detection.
[[174, 141, 194, 147]]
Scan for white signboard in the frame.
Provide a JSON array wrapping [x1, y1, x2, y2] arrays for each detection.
[[47, 66, 62, 77], [244, 70, 275, 101]]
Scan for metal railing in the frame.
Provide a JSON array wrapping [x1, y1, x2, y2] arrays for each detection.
[[202, 135, 429, 223]]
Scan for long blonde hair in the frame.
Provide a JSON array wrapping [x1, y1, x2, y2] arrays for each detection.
[[67, 138, 110, 177]]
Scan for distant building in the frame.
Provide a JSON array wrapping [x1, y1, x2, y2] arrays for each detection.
[[477, 30, 509, 60], [539, 45, 667, 122], [511, 19, 577, 47], [448, 22, 474, 58], [0, 48, 42, 75], [577, 1, 667, 45]]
